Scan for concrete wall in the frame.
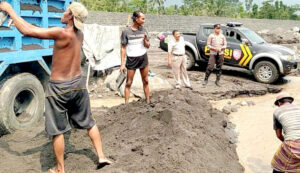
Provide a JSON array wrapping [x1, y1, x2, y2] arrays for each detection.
[[86, 11, 300, 33]]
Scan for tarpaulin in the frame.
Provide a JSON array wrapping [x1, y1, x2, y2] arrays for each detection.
[[82, 24, 121, 71]]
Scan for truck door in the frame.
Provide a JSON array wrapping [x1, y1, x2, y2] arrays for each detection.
[[197, 26, 214, 61], [224, 29, 252, 67], [199, 27, 242, 63]]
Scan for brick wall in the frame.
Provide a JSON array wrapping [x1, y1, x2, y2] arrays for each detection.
[[86, 11, 300, 33]]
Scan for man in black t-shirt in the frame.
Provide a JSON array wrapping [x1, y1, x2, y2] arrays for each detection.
[[120, 10, 150, 104]]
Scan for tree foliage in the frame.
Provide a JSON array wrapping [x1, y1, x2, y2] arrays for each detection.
[[79, 0, 300, 20]]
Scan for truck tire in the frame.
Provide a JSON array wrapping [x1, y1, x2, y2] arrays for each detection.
[[253, 61, 279, 84], [0, 73, 45, 135], [185, 50, 195, 70]]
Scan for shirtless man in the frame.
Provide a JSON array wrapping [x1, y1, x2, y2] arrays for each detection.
[[0, 2, 111, 173]]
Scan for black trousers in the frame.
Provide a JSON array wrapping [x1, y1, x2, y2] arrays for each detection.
[[207, 53, 224, 71]]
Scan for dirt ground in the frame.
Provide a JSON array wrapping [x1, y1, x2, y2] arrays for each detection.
[[0, 89, 244, 173], [93, 90, 244, 173], [21, 4, 42, 12], [0, 42, 293, 173], [88, 45, 283, 101], [211, 76, 300, 173]]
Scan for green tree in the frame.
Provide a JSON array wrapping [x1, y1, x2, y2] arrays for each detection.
[[182, 0, 203, 16], [165, 5, 177, 15], [148, 0, 165, 7], [201, 0, 242, 17], [128, 0, 147, 12], [258, 0, 275, 19], [202, 0, 225, 16], [236, 3, 249, 18], [251, 3, 259, 18], [245, 0, 253, 12], [148, 0, 166, 14], [80, 0, 127, 12], [78, 0, 300, 20]]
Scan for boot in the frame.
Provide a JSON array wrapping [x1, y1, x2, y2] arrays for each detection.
[[202, 69, 212, 85], [215, 70, 222, 87]]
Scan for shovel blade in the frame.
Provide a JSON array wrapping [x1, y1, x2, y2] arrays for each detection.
[[0, 11, 8, 26]]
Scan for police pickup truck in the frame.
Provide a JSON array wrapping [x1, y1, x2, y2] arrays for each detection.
[[160, 22, 299, 84]]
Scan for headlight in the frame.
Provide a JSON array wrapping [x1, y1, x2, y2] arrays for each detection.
[[281, 55, 294, 61]]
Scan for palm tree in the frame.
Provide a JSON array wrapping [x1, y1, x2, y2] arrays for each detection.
[[147, 0, 165, 14], [147, 0, 165, 7]]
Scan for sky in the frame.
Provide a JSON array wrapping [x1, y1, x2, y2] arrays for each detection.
[[165, 0, 300, 7]]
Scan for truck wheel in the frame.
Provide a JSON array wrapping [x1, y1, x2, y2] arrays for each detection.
[[0, 73, 45, 135], [185, 50, 195, 70], [253, 61, 279, 84]]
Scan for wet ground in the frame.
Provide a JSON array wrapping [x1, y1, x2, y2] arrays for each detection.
[[211, 76, 300, 173], [88, 46, 283, 102]]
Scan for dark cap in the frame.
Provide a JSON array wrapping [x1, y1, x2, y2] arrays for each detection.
[[214, 24, 221, 28]]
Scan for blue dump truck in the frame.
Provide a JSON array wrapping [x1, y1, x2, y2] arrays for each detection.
[[0, 0, 74, 135]]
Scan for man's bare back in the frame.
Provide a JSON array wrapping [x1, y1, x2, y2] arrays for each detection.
[[51, 28, 83, 81]]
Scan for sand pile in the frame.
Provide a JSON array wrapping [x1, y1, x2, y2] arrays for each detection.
[[259, 27, 300, 44], [0, 89, 244, 173], [96, 89, 244, 173]]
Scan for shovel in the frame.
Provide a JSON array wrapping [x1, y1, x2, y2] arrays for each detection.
[[0, 11, 7, 26], [116, 70, 127, 89], [0, 1, 12, 27]]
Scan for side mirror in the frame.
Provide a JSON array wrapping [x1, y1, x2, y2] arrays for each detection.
[[242, 38, 250, 45]]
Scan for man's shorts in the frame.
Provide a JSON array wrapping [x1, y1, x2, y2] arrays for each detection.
[[45, 75, 96, 136], [126, 53, 148, 70]]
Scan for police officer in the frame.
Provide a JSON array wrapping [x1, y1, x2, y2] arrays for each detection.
[[202, 24, 227, 86]]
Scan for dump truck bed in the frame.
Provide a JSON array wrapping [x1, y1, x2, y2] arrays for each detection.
[[0, 0, 74, 76]]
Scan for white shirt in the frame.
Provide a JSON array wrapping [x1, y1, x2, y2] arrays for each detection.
[[121, 27, 149, 57], [126, 36, 147, 57], [168, 36, 185, 55], [273, 104, 300, 141], [207, 33, 227, 55]]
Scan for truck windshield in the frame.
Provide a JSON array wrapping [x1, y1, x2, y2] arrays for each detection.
[[240, 29, 266, 44]]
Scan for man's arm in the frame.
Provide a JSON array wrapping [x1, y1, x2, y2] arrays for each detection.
[[0, 2, 64, 40], [167, 39, 174, 67], [275, 129, 284, 142], [143, 34, 150, 49], [221, 35, 227, 50], [120, 45, 127, 72], [120, 29, 128, 72], [167, 52, 172, 67], [143, 29, 150, 49], [273, 113, 283, 142]]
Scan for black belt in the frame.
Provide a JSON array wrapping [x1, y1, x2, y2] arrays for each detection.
[[173, 53, 184, 56]]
